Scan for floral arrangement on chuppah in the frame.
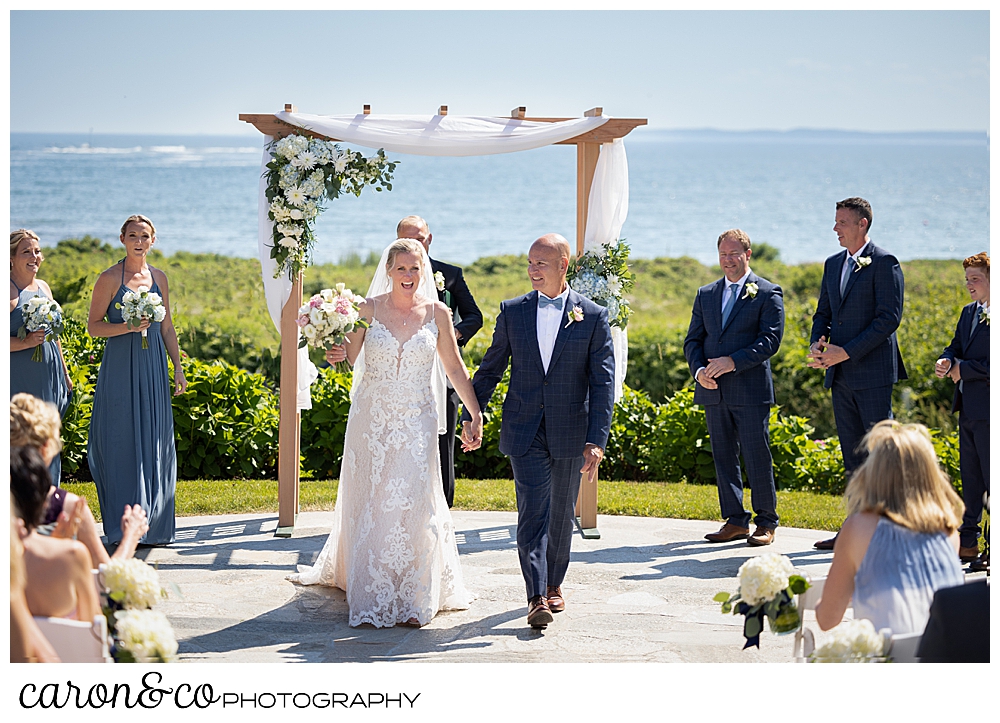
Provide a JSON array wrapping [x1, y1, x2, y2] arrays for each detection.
[[99, 558, 178, 662], [297, 283, 369, 372], [808, 618, 889, 663], [566, 239, 635, 329], [17, 295, 65, 362], [715, 553, 810, 648], [265, 134, 398, 279]]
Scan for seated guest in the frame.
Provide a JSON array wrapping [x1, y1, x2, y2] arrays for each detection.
[[10, 496, 60, 662], [10, 393, 148, 564], [11, 446, 100, 623], [815, 420, 964, 635], [916, 579, 990, 663]]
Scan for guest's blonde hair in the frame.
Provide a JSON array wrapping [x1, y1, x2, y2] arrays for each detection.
[[845, 420, 963, 534], [385, 238, 425, 270], [717, 229, 751, 251], [10, 229, 40, 259], [10, 393, 62, 453], [120, 214, 156, 237]]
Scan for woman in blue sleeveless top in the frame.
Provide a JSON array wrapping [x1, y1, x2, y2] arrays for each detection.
[[87, 215, 187, 545], [9, 229, 72, 485], [816, 420, 964, 636]]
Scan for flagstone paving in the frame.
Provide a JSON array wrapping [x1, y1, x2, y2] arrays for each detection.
[[129, 511, 840, 663]]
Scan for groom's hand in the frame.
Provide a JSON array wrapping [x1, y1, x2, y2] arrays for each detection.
[[581, 444, 604, 479], [461, 420, 483, 451]]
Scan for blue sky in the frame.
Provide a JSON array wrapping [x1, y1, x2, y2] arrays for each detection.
[[10, 9, 989, 134]]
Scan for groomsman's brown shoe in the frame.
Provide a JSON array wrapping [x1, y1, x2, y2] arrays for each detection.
[[814, 535, 838, 550], [546, 586, 565, 613], [747, 527, 775, 546], [527, 596, 553, 629], [959, 545, 981, 563], [969, 552, 990, 573], [704, 522, 750, 543]]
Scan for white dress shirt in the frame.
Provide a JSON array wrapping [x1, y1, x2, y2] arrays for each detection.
[[537, 286, 570, 374], [840, 240, 871, 291]]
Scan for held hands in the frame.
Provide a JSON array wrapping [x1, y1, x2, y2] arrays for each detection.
[[460, 415, 484, 452], [806, 335, 849, 369], [581, 444, 604, 479], [325, 343, 348, 365]]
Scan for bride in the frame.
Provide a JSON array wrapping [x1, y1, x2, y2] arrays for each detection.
[[289, 238, 483, 628]]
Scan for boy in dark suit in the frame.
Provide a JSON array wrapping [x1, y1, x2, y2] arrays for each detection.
[[807, 198, 906, 549], [397, 216, 483, 507], [684, 229, 785, 545], [936, 252, 989, 569]]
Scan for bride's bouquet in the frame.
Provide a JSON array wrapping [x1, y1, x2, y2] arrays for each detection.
[[17, 295, 65, 362], [715, 553, 810, 648], [297, 283, 369, 372], [116, 286, 166, 349], [809, 619, 889, 663]]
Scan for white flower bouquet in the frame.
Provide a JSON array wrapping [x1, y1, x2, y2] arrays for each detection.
[[112, 609, 178, 663], [566, 239, 635, 328], [17, 295, 65, 362], [296, 283, 369, 372], [715, 553, 810, 648], [100, 557, 168, 610], [266, 134, 397, 279], [809, 619, 888, 663], [115, 285, 166, 349]]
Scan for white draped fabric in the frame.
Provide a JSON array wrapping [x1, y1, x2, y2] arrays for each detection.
[[256, 114, 630, 406], [583, 138, 630, 402]]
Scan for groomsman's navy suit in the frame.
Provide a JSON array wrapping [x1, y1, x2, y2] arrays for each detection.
[[939, 301, 990, 549], [430, 257, 483, 507], [463, 289, 615, 601], [684, 272, 784, 529], [810, 242, 907, 475]]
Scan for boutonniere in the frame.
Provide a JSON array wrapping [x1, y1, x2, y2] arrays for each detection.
[[564, 305, 584, 328], [979, 307, 990, 325], [434, 271, 446, 292], [854, 256, 872, 272], [741, 282, 758, 300]]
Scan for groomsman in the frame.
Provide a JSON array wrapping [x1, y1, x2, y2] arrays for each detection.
[[935, 252, 989, 570], [684, 229, 784, 545], [397, 215, 483, 507], [807, 198, 906, 549]]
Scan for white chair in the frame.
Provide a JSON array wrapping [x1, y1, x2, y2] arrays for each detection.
[[792, 575, 828, 661], [33, 615, 112, 663], [885, 631, 922, 663]]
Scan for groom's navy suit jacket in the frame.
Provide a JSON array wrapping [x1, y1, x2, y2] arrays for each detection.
[[810, 243, 907, 390], [463, 289, 615, 459], [683, 272, 784, 406], [940, 302, 990, 420]]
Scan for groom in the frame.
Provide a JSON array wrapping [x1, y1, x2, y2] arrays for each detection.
[[461, 233, 615, 629]]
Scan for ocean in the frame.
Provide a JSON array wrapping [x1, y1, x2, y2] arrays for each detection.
[[9, 129, 989, 268]]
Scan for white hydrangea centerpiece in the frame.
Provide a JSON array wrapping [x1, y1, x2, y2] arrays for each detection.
[[715, 553, 810, 648], [809, 619, 888, 663], [266, 134, 398, 279], [113, 609, 179, 663], [100, 557, 168, 610]]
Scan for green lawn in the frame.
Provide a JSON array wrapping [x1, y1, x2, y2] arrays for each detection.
[[64, 477, 846, 532]]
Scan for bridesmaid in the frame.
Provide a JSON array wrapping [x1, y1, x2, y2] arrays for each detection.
[[9, 230, 72, 485], [87, 215, 186, 546]]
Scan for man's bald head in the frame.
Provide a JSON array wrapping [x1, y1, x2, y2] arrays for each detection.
[[530, 233, 571, 261], [397, 215, 431, 253]]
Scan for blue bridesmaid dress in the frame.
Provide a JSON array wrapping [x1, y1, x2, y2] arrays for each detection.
[[88, 263, 176, 545], [10, 284, 70, 485]]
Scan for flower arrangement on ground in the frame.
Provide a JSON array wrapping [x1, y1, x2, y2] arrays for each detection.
[[116, 285, 166, 349], [714, 553, 810, 648], [17, 295, 64, 362], [98, 557, 177, 663], [266, 134, 397, 279], [808, 618, 888, 663], [296, 284, 369, 372], [566, 239, 635, 329]]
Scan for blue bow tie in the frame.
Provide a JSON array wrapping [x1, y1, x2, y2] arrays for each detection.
[[538, 295, 564, 310]]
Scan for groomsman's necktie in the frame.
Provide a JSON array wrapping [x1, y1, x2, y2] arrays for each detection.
[[721, 283, 739, 326], [538, 295, 563, 310], [840, 257, 855, 296]]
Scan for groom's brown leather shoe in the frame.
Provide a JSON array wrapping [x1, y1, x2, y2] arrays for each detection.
[[704, 522, 750, 543], [527, 596, 553, 628], [546, 586, 565, 613]]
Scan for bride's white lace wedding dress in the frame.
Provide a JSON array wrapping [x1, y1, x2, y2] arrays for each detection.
[[288, 308, 471, 627]]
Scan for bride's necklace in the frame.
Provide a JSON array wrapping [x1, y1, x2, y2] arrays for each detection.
[[386, 298, 419, 327]]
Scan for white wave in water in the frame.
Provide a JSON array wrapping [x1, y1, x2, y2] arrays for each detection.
[[149, 145, 188, 153], [40, 144, 259, 156], [45, 144, 143, 154]]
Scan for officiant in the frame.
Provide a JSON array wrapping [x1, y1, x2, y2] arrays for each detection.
[[397, 215, 483, 507]]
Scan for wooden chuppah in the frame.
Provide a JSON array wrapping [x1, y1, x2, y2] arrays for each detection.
[[240, 105, 646, 538]]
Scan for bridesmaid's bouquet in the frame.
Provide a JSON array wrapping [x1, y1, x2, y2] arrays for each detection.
[[116, 286, 166, 349], [17, 295, 65, 362], [297, 283, 369, 372]]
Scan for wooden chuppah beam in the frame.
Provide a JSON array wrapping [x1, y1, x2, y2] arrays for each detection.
[[275, 272, 303, 537]]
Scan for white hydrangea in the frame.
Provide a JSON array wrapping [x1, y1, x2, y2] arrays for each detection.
[[810, 619, 887, 663], [277, 223, 303, 238], [736, 553, 797, 607], [269, 200, 291, 222], [100, 558, 167, 610], [570, 269, 609, 300], [114, 609, 178, 663], [606, 297, 620, 323]]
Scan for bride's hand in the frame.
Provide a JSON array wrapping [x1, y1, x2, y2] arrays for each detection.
[[325, 343, 347, 365], [461, 416, 483, 451]]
